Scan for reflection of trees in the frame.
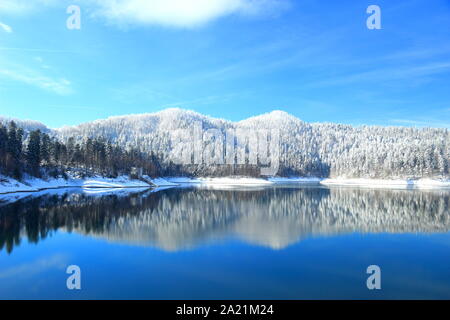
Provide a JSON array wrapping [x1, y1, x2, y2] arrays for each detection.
[[0, 190, 161, 253], [0, 187, 449, 253]]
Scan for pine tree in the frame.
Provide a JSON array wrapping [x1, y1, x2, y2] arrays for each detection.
[[0, 124, 8, 172], [40, 133, 51, 165], [27, 130, 41, 176]]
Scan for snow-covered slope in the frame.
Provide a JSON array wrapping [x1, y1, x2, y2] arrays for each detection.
[[0, 174, 151, 194], [3, 108, 449, 179], [0, 116, 50, 133], [54, 108, 450, 179]]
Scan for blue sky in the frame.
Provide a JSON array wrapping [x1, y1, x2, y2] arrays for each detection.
[[0, 0, 450, 128]]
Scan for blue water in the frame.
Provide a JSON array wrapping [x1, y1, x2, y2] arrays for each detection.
[[0, 186, 449, 299]]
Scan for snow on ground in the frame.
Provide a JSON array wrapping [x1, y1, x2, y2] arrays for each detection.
[[0, 176, 37, 193], [0, 174, 151, 195], [413, 179, 450, 189], [320, 178, 450, 189], [82, 176, 149, 189], [166, 177, 274, 185], [2, 174, 450, 195], [82, 187, 150, 196], [176, 176, 450, 189]]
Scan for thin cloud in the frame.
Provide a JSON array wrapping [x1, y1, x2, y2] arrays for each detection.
[[0, 68, 73, 95], [89, 0, 288, 28], [0, 22, 12, 33], [311, 62, 450, 88], [0, 0, 288, 28]]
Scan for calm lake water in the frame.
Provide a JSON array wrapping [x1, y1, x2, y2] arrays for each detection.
[[0, 185, 449, 299]]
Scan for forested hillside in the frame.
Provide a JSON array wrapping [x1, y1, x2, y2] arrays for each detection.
[[57, 109, 450, 179], [0, 121, 161, 180], [1, 109, 449, 180]]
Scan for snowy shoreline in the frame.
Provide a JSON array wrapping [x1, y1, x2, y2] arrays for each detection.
[[1, 175, 450, 195], [0, 175, 153, 195], [164, 176, 450, 189]]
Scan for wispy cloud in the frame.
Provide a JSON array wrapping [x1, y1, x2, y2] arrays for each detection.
[[87, 0, 289, 28], [0, 254, 68, 279], [0, 0, 288, 28], [0, 22, 12, 33], [311, 62, 450, 88], [0, 68, 73, 95]]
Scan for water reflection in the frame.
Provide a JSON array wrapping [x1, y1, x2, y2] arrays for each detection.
[[1, 186, 449, 253]]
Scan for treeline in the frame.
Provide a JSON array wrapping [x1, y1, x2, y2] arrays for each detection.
[[0, 121, 162, 180], [55, 109, 450, 179]]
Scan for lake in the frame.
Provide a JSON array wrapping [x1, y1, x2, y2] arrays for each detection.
[[0, 185, 449, 299]]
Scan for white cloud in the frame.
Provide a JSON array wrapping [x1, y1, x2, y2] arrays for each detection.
[[0, 68, 73, 95], [90, 0, 287, 28], [0, 0, 287, 28], [0, 22, 12, 33]]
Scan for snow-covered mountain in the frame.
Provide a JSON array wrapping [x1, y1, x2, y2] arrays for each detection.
[[2, 108, 449, 179], [54, 108, 449, 179], [0, 116, 50, 134]]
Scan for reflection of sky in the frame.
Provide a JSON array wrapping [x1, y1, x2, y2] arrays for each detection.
[[0, 231, 449, 299], [0, 254, 68, 279], [0, 187, 449, 299]]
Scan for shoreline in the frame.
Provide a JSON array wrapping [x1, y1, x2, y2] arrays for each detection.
[[1, 175, 450, 195]]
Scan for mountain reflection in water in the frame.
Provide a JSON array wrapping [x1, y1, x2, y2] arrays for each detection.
[[1, 186, 449, 253]]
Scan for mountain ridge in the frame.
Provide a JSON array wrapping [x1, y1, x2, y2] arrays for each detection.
[[1, 108, 449, 179], [2, 108, 449, 132]]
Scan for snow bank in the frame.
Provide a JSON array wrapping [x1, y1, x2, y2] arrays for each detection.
[[167, 177, 274, 186], [320, 178, 450, 189], [82, 176, 149, 189], [165, 176, 450, 189], [0, 176, 38, 194], [0, 174, 151, 195], [82, 187, 150, 196], [0, 175, 77, 194], [2, 174, 450, 195]]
